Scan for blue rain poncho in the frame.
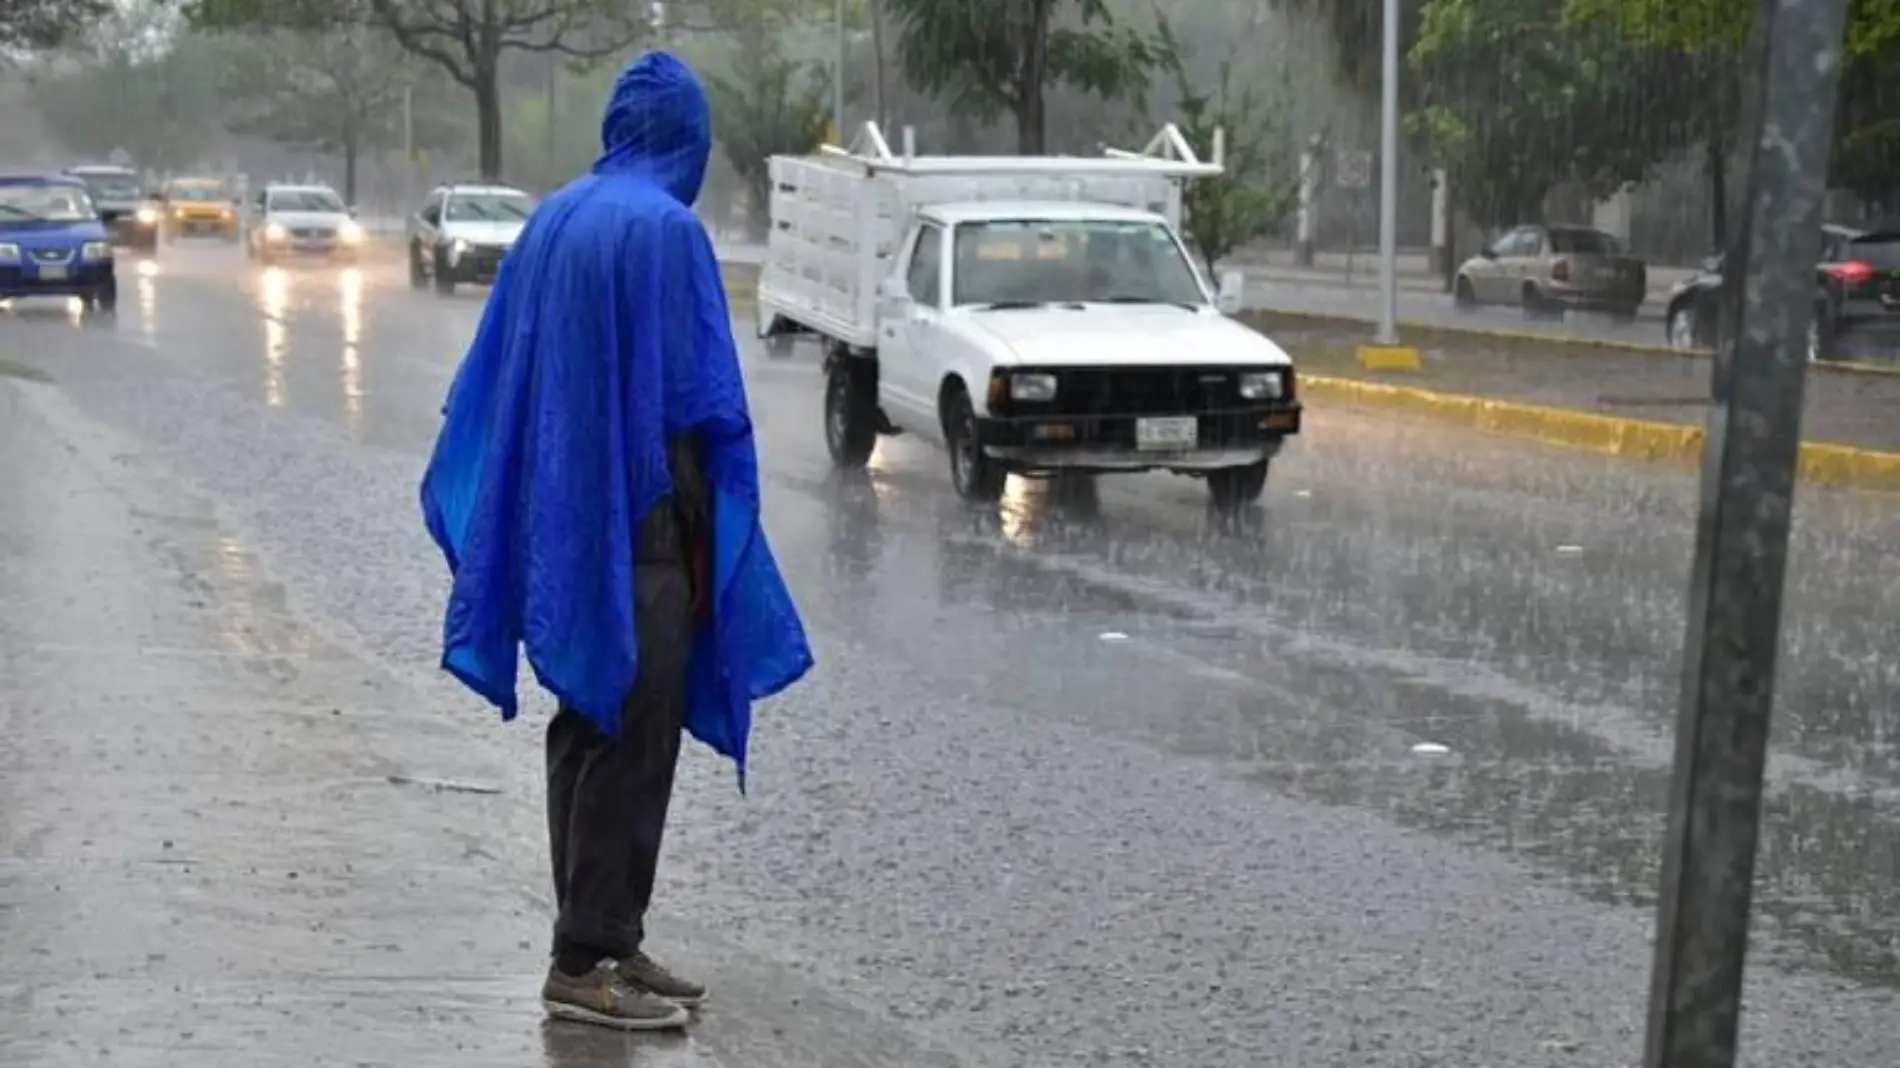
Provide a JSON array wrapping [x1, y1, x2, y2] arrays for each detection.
[[419, 51, 813, 784]]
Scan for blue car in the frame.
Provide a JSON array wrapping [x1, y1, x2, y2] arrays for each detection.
[[0, 173, 118, 312]]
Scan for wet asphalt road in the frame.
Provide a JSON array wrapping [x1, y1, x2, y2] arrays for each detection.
[[3, 245, 1899, 1066]]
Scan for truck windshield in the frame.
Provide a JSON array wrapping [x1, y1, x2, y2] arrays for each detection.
[[950, 219, 1205, 308], [0, 182, 97, 222]]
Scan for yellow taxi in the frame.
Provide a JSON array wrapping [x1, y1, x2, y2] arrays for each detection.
[[158, 177, 240, 241]]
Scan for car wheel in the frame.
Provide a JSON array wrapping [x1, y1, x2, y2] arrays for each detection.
[[88, 282, 118, 313], [433, 246, 456, 295], [1522, 283, 1561, 320], [823, 354, 878, 468], [1454, 276, 1478, 310], [943, 383, 1007, 503], [1208, 460, 1270, 513]]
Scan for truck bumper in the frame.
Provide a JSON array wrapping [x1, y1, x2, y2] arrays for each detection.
[[974, 406, 1301, 472]]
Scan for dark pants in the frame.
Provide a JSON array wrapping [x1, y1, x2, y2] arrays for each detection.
[[546, 499, 693, 963]]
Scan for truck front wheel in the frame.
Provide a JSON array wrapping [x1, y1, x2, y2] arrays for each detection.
[[944, 384, 1007, 503], [824, 356, 878, 467], [1207, 460, 1270, 512]]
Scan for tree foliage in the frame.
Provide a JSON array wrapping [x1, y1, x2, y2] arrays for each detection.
[[1154, 18, 1295, 272], [28, 11, 230, 172], [704, 51, 829, 240], [190, 0, 647, 180], [1, 0, 116, 51], [881, 0, 1154, 153], [214, 26, 422, 203], [1406, 0, 1700, 230]]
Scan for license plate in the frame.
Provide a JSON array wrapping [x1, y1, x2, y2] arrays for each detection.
[[38, 266, 67, 280], [1136, 416, 1198, 451]]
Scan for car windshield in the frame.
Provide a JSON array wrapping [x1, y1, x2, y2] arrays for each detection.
[[170, 184, 226, 202], [0, 182, 98, 222], [950, 219, 1205, 307], [78, 173, 140, 200], [445, 192, 533, 222], [1548, 228, 1623, 254], [270, 190, 344, 213]]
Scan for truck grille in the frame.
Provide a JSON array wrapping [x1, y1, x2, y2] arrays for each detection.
[[1007, 365, 1276, 417], [31, 248, 71, 263]]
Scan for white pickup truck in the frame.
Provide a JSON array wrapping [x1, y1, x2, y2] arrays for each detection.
[[757, 124, 1301, 510]]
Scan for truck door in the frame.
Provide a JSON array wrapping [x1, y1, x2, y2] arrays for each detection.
[[878, 222, 946, 436]]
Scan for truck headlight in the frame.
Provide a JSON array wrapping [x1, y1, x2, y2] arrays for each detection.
[[82, 242, 112, 261], [1009, 372, 1058, 402], [339, 221, 364, 244], [0, 242, 18, 262], [1238, 371, 1284, 400], [135, 206, 159, 225]]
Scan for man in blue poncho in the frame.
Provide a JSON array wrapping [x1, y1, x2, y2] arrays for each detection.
[[419, 51, 813, 1031]]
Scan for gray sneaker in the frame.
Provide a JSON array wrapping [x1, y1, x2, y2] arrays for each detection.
[[617, 951, 708, 1008], [542, 962, 691, 1031]]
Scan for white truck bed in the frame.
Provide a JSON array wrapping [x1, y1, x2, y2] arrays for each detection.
[[758, 123, 1221, 350]]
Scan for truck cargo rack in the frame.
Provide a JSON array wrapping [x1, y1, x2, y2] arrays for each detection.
[[760, 122, 1226, 349]]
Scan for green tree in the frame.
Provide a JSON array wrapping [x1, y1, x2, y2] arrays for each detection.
[[705, 54, 830, 241], [29, 14, 230, 172], [189, 0, 647, 181], [215, 27, 421, 203], [1154, 19, 1295, 272], [882, 0, 1154, 153], [1406, 0, 1698, 231], [2, 0, 116, 50]]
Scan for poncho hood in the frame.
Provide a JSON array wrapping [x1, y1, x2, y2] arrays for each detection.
[[594, 50, 710, 206]]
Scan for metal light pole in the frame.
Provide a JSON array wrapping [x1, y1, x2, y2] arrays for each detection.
[[833, 0, 847, 139], [1374, 0, 1400, 346], [1640, 1, 1851, 1066]]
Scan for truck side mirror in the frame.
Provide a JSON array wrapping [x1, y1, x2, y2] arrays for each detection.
[[1216, 270, 1244, 315], [878, 276, 909, 301]]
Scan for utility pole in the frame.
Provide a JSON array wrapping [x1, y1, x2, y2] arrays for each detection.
[[1374, 0, 1399, 346]]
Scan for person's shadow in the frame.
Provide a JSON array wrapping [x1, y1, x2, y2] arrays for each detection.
[[538, 1018, 694, 1066]]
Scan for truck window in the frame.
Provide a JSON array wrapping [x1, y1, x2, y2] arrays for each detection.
[[949, 219, 1204, 308], [907, 225, 942, 305]]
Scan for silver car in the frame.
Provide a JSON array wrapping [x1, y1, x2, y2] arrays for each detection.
[[1455, 224, 1648, 321]]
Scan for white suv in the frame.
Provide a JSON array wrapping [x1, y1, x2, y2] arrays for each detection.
[[407, 183, 535, 295]]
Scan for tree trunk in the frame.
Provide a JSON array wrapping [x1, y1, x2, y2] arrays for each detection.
[[1012, 0, 1053, 154], [474, 57, 503, 180], [342, 129, 359, 206], [1707, 133, 1727, 255]]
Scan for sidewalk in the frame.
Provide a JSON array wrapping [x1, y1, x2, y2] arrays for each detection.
[[1227, 246, 1697, 303], [0, 378, 966, 1068]]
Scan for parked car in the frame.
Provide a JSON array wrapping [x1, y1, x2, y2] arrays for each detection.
[[244, 183, 363, 264], [64, 164, 158, 251], [157, 176, 240, 241], [1454, 224, 1647, 321], [0, 173, 118, 313], [406, 182, 534, 295], [1664, 224, 1900, 361]]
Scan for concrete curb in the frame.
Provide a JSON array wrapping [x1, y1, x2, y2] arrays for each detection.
[[1301, 374, 1900, 492]]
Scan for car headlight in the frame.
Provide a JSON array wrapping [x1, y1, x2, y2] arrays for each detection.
[[1238, 371, 1285, 400], [82, 242, 112, 261], [135, 206, 159, 225], [0, 242, 18, 262], [1010, 372, 1059, 402], [264, 222, 287, 241], [339, 221, 364, 243]]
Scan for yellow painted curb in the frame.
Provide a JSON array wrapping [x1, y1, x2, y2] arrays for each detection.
[[1355, 343, 1422, 372], [1302, 374, 1900, 491]]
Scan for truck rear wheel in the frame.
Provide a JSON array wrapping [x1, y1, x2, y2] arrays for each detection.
[[944, 385, 1007, 503], [824, 355, 878, 468], [1208, 460, 1269, 512]]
